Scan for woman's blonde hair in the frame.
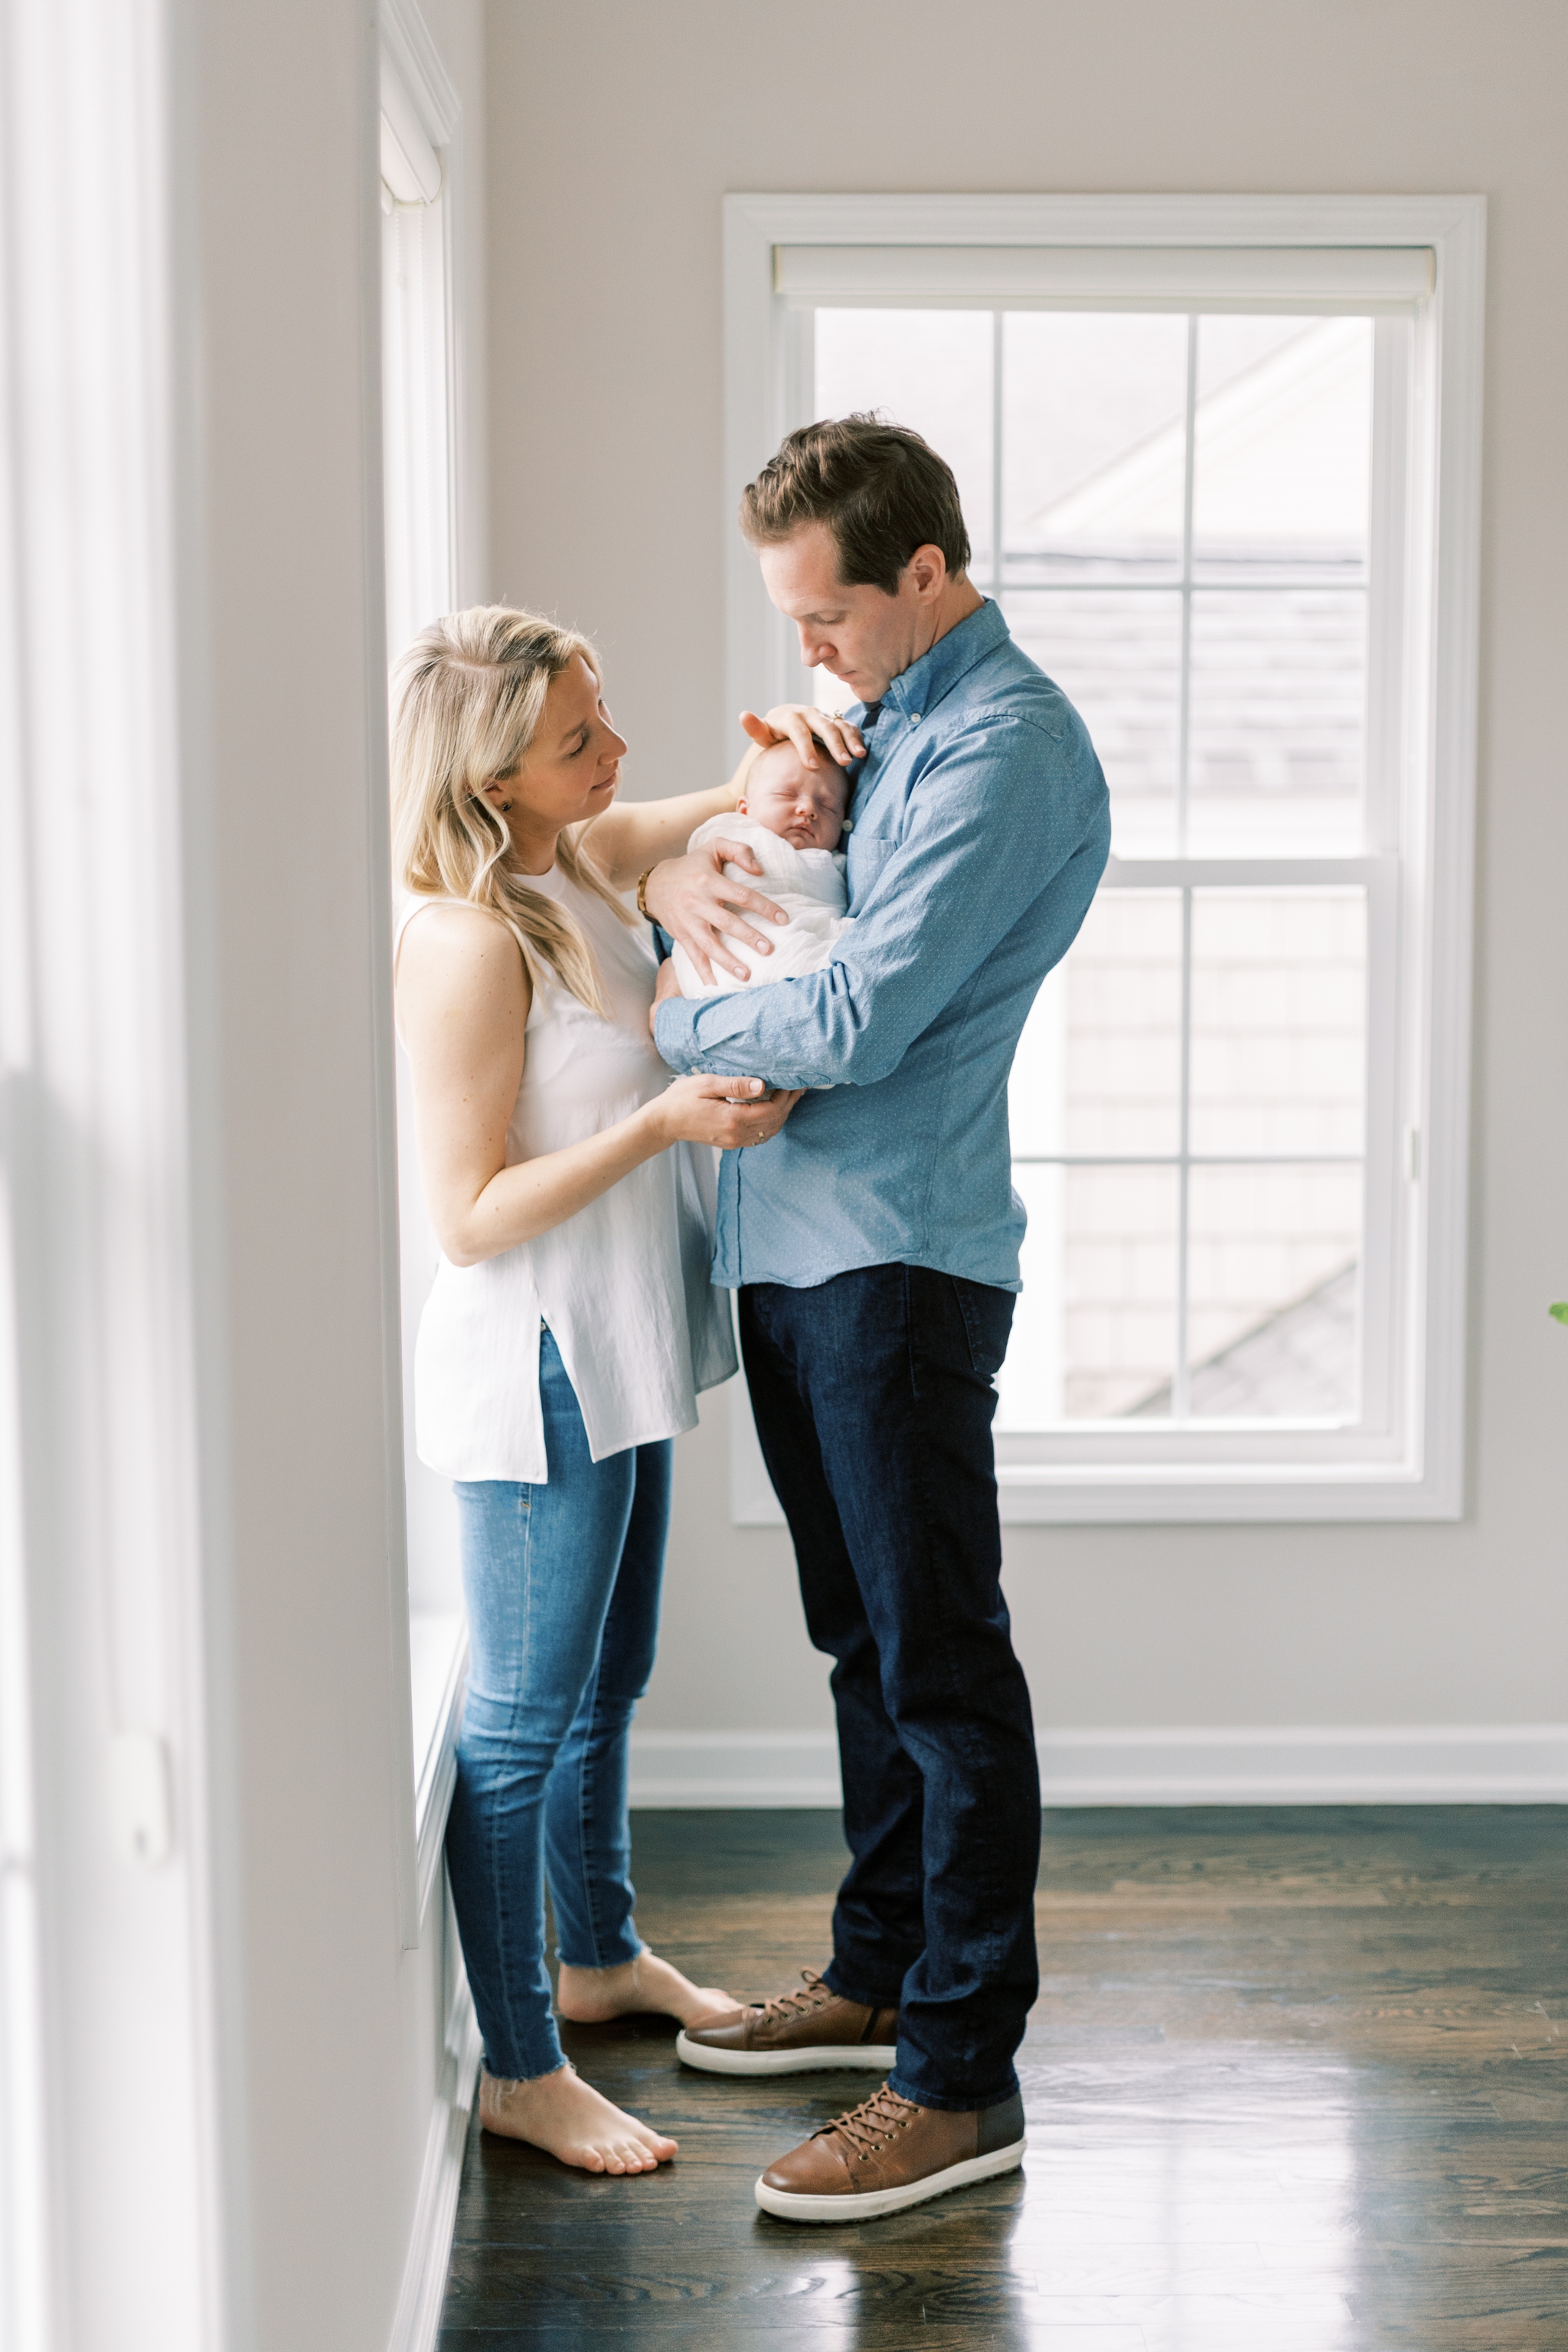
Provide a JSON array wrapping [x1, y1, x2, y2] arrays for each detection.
[[390, 605, 635, 1016]]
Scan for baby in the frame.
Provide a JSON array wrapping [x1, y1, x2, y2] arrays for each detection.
[[671, 737, 854, 999]]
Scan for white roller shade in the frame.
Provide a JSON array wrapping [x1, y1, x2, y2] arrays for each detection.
[[381, 51, 442, 206], [774, 243, 1434, 314]]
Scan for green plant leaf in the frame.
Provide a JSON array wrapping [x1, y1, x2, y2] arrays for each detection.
[[1551, 1303, 1568, 1325]]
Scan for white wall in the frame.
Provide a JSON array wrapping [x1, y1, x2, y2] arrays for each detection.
[[485, 0, 1568, 1750]]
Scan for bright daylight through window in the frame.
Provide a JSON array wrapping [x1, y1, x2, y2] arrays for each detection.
[[815, 306, 1377, 1437], [728, 199, 1483, 1521]]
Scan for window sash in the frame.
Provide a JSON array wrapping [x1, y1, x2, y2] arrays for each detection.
[[1004, 853, 1396, 1442]]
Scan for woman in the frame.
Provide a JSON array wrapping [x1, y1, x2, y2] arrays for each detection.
[[392, 606, 805, 2175]]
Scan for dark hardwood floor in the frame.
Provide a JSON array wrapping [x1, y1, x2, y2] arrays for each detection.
[[438, 1805, 1568, 2350]]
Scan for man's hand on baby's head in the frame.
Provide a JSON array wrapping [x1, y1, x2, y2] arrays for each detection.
[[741, 704, 866, 771]]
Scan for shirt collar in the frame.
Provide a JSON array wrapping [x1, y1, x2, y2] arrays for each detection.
[[870, 596, 1008, 727]]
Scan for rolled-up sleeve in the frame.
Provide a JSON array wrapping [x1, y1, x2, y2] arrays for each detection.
[[653, 714, 1109, 1090]]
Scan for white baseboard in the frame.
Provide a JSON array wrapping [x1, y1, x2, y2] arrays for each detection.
[[387, 1960, 482, 2352], [629, 1723, 1568, 1807], [631, 1728, 844, 1806]]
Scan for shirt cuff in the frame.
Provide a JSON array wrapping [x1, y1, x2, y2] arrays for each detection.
[[653, 995, 706, 1073]]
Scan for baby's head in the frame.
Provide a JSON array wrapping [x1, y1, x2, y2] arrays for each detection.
[[737, 737, 849, 851]]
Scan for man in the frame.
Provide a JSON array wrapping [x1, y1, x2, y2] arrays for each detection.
[[643, 416, 1110, 2222]]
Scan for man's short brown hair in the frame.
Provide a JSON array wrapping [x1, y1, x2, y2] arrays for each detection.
[[740, 415, 972, 596]]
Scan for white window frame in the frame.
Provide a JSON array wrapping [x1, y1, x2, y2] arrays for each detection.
[[376, 0, 469, 1938], [721, 192, 1485, 1524], [380, 2, 460, 664]]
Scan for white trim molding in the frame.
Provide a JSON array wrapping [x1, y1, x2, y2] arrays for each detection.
[[722, 191, 1487, 1524], [411, 1616, 466, 1928], [386, 1934, 481, 2352], [379, 0, 459, 149], [630, 1724, 1568, 1808], [631, 1730, 844, 1808]]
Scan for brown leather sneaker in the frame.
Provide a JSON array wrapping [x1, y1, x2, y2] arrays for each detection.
[[675, 1968, 899, 2076], [754, 2080, 1027, 2222]]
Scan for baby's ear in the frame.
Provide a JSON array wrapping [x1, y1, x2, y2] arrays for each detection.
[[736, 795, 749, 815]]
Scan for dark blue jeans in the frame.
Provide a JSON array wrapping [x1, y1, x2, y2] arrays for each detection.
[[740, 1263, 1040, 2112]]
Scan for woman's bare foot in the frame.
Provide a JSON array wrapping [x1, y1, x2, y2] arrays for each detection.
[[556, 1948, 737, 2028], [477, 2062, 677, 2174]]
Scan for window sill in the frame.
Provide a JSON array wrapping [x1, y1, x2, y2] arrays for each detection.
[[729, 1378, 1457, 1527], [993, 1459, 1458, 1524]]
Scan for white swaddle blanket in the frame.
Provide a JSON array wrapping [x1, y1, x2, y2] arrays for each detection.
[[671, 812, 852, 999]]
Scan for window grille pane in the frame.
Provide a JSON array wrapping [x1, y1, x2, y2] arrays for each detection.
[[814, 308, 995, 579], [998, 1163, 1179, 1428], [1006, 887, 1183, 1158], [1188, 887, 1367, 1157], [1181, 1163, 1363, 1421], [1003, 590, 1181, 856], [1001, 312, 1188, 583], [1187, 587, 1367, 855], [1193, 317, 1372, 585]]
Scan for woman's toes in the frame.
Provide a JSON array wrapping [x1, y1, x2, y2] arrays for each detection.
[[477, 2066, 677, 2177]]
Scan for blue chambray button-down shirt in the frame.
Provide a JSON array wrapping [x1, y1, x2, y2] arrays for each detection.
[[653, 599, 1110, 1292]]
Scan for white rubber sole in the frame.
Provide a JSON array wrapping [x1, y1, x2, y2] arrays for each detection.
[[754, 2135, 1027, 2223], [675, 2031, 899, 2077]]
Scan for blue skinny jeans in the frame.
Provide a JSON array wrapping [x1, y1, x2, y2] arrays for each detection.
[[443, 1328, 671, 2083]]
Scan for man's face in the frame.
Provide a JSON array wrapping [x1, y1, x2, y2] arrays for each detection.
[[757, 521, 936, 705]]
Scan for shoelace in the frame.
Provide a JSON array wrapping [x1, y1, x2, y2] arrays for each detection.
[[824, 2082, 920, 2162], [754, 1967, 837, 2024]]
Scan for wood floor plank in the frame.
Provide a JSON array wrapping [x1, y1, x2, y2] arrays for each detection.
[[439, 1805, 1568, 2349], [439, 2328, 1152, 2350]]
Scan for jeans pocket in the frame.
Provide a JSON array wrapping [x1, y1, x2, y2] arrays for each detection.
[[950, 1276, 1016, 1380]]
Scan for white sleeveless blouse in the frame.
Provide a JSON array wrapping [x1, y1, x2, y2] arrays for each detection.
[[397, 867, 736, 1483]]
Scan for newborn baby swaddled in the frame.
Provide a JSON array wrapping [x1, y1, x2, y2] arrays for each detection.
[[671, 737, 854, 999]]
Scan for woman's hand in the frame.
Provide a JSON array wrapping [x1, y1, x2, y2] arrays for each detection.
[[741, 704, 867, 770], [642, 844, 789, 986], [652, 1075, 805, 1153]]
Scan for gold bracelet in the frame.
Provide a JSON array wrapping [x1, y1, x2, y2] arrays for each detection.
[[636, 866, 655, 921]]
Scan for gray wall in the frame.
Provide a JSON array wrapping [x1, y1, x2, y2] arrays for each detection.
[[485, 0, 1568, 1739]]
